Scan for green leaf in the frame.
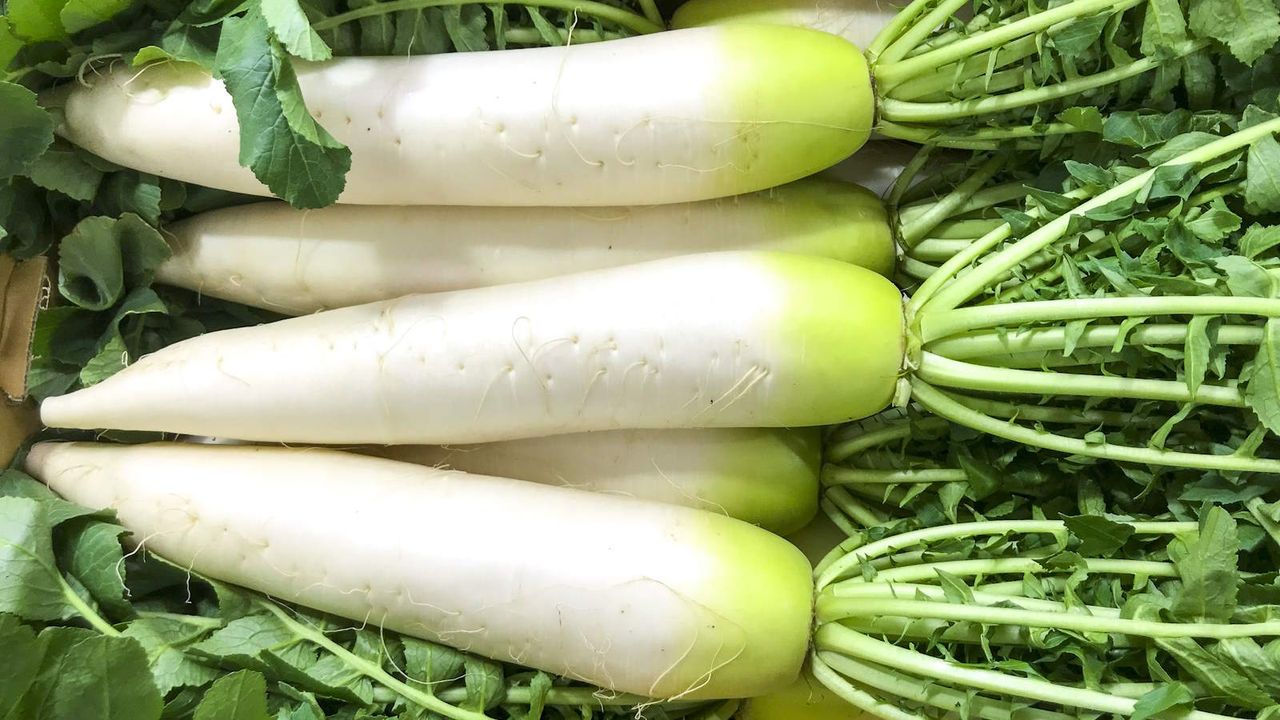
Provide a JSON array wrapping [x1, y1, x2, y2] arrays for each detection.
[[1213, 638, 1280, 693], [26, 144, 104, 202], [1248, 132, 1280, 213], [0, 17, 21, 71], [96, 173, 163, 225], [935, 569, 976, 603], [0, 614, 45, 718], [1141, 0, 1188, 57], [1168, 506, 1239, 622], [214, 10, 351, 208], [1241, 225, 1280, 259], [7, 0, 67, 41], [525, 671, 553, 720], [1059, 106, 1104, 134], [0, 83, 56, 181], [58, 218, 123, 311], [121, 617, 221, 694], [1185, 201, 1241, 242], [57, 518, 130, 618], [0, 497, 77, 622], [1065, 515, 1135, 556], [1048, 11, 1110, 55], [1184, 315, 1211, 399], [1158, 636, 1273, 709], [190, 614, 310, 671], [1216, 256, 1275, 298], [27, 632, 164, 720], [1131, 682, 1195, 720], [59, 0, 132, 34], [193, 670, 270, 720], [442, 5, 488, 51], [401, 637, 464, 687], [1243, 319, 1280, 433], [261, 0, 332, 61], [1189, 0, 1280, 64], [461, 656, 503, 712]]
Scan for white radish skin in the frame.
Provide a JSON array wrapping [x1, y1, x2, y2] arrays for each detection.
[[157, 178, 893, 315], [41, 252, 905, 445], [26, 441, 814, 699], [672, 0, 904, 49], [54, 26, 874, 206], [373, 427, 821, 535]]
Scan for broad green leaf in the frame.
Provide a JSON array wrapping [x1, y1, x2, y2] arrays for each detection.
[[1243, 320, 1280, 433], [58, 217, 124, 311], [1189, 0, 1280, 64], [193, 670, 270, 720], [1247, 133, 1280, 213], [96, 173, 164, 225], [1158, 636, 1272, 709], [1241, 225, 1280, 259], [0, 470, 100, 527], [122, 617, 221, 694], [1213, 638, 1280, 693], [59, 0, 132, 34], [1131, 683, 1194, 720], [7, 0, 67, 41], [17, 627, 97, 716], [935, 569, 976, 604], [258, 651, 372, 705], [0, 83, 56, 180], [401, 637, 464, 687], [0, 17, 21, 71], [1168, 506, 1239, 622], [1185, 201, 1241, 242], [21, 630, 163, 720], [190, 614, 310, 670], [57, 518, 130, 618], [1059, 106, 1104, 134], [1048, 11, 1109, 55], [442, 5, 488, 51], [1141, 0, 1188, 57], [214, 11, 350, 208], [1216, 256, 1275, 298], [1065, 515, 1135, 556], [0, 614, 45, 718], [0, 497, 77, 622], [461, 656, 504, 712], [26, 144, 103, 202], [261, 0, 332, 61]]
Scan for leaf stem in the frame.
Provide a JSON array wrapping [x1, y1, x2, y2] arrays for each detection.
[[873, 0, 1141, 88], [256, 600, 495, 720], [58, 574, 121, 637], [311, 0, 665, 35], [910, 378, 1280, 473]]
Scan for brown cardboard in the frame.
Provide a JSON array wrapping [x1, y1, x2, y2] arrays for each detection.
[[0, 255, 49, 403], [0, 254, 49, 464]]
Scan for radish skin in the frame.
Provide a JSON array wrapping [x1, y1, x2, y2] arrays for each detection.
[[41, 252, 905, 445], [672, 0, 903, 50], [25, 441, 814, 699], [373, 427, 822, 535], [54, 26, 874, 206], [157, 179, 894, 315]]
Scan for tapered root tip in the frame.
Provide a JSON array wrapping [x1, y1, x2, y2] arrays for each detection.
[[24, 441, 58, 480], [38, 394, 90, 431]]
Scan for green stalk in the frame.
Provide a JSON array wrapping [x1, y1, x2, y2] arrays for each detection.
[[876, 0, 972, 67], [816, 520, 1072, 588], [943, 393, 1139, 425], [810, 654, 929, 720], [916, 351, 1247, 408], [887, 37, 1041, 101], [922, 295, 1280, 342], [825, 417, 948, 463], [826, 582, 1124, 617], [846, 557, 1178, 585], [58, 574, 122, 637], [816, 624, 1140, 716], [312, 0, 665, 35], [899, 154, 1009, 246], [865, 0, 948, 60], [819, 652, 1075, 720], [822, 597, 1280, 639], [883, 47, 1197, 124], [930, 324, 1266, 362], [921, 117, 1280, 312], [911, 379, 1280, 473], [257, 601, 495, 720], [824, 466, 968, 485], [873, 0, 1141, 88]]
